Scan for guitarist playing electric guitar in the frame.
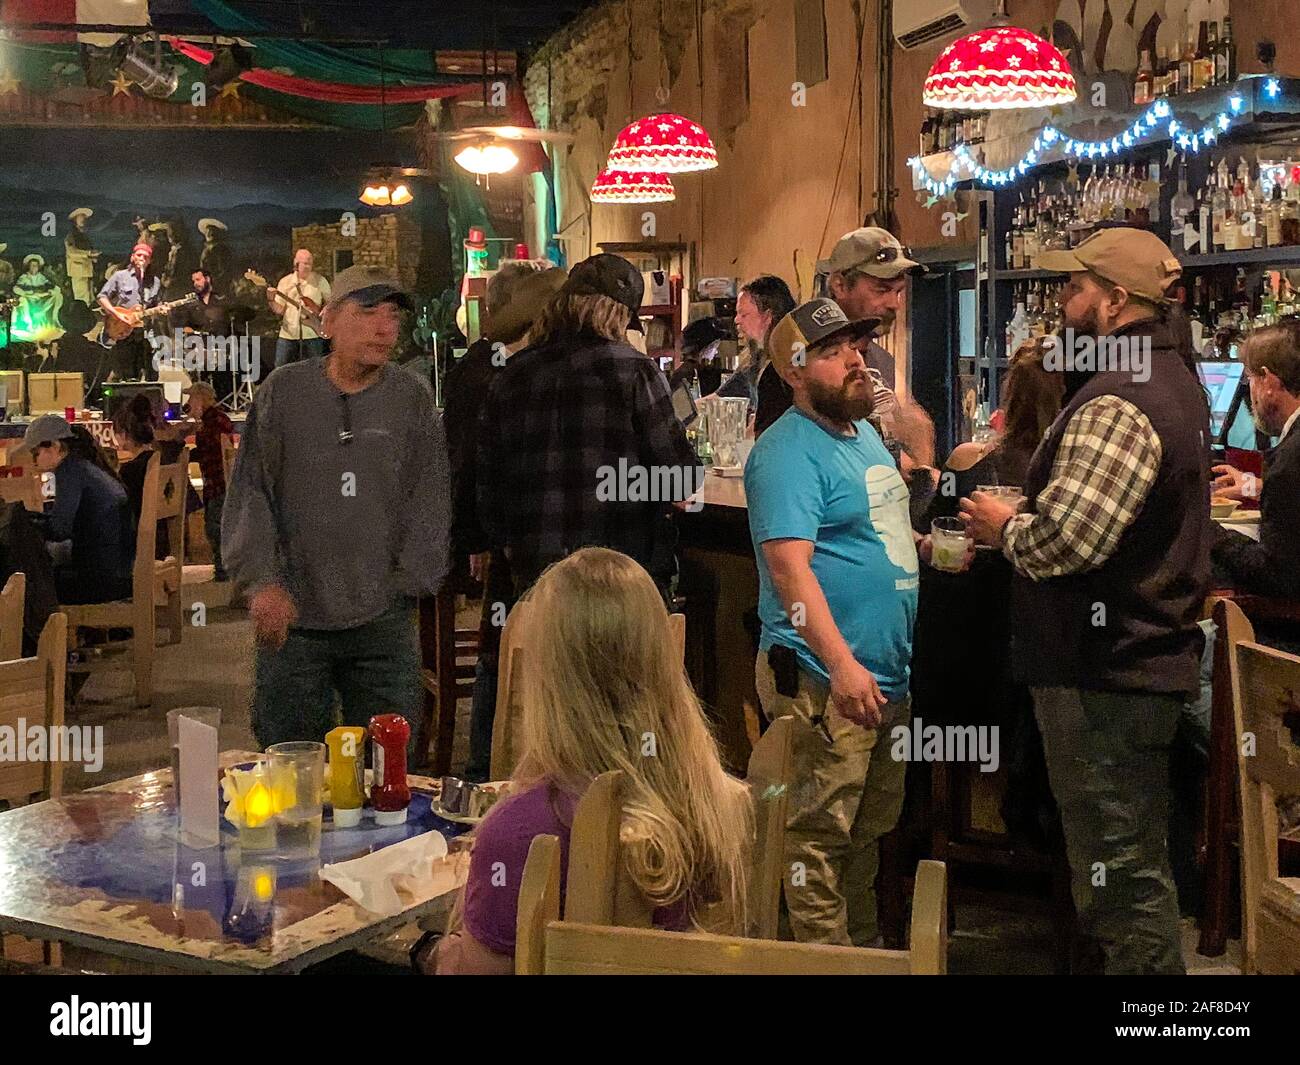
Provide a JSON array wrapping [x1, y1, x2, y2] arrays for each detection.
[[97, 242, 162, 380], [263, 248, 331, 368]]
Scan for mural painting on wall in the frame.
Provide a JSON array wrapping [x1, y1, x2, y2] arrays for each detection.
[[0, 128, 426, 363]]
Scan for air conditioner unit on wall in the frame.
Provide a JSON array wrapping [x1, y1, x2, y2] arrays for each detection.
[[893, 0, 998, 51]]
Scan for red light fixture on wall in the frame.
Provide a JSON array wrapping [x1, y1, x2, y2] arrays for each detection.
[[923, 23, 1076, 111], [607, 112, 717, 173], [590, 169, 675, 204]]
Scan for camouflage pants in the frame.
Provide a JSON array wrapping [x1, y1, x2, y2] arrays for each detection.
[[1032, 687, 1185, 975], [755, 651, 910, 946]]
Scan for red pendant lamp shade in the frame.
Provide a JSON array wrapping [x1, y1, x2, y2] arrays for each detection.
[[607, 113, 718, 173], [590, 169, 676, 203], [923, 26, 1076, 110]]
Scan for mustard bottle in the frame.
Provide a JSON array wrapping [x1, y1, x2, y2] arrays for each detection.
[[325, 726, 366, 828]]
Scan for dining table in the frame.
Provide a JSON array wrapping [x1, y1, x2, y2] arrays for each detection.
[[0, 751, 473, 974]]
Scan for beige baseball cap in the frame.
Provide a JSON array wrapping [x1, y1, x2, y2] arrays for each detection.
[[1036, 227, 1182, 303], [817, 227, 923, 279], [328, 265, 414, 310]]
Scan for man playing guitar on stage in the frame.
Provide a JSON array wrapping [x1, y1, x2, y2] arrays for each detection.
[[98, 242, 162, 380], [267, 248, 331, 368]]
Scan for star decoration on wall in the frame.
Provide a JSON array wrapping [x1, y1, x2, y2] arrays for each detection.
[[110, 70, 133, 96], [0, 69, 21, 96], [220, 80, 242, 100]]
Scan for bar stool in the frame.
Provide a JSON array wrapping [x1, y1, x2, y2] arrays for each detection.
[[416, 587, 480, 774]]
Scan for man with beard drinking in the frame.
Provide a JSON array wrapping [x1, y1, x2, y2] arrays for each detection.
[[960, 228, 1210, 974], [744, 297, 920, 946]]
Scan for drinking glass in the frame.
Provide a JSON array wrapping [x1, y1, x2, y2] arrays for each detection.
[[266, 741, 326, 859], [976, 485, 1026, 510], [930, 517, 970, 573]]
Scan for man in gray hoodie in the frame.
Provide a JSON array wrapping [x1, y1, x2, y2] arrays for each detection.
[[223, 266, 450, 748]]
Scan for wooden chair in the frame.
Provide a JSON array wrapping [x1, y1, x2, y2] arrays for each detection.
[[745, 715, 792, 939], [0, 572, 23, 661], [489, 606, 686, 781], [562, 723, 789, 940], [61, 448, 189, 707], [416, 588, 481, 773], [1233, 639, 1300, 974], [516, 831, 947, 975], [0, 612, 67, 967], [219, 433, 237, 488], [0, 471, 43, 512]]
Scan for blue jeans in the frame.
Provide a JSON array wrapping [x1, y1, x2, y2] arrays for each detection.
[[204, 493, 226, 580], [252, 597, 421, 750], [275, 336, 326, 368]]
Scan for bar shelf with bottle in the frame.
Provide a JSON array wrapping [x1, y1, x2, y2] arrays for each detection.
[[910, 54, 1300, 425]]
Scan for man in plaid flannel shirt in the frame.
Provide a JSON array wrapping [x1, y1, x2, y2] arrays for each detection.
[[962, 228, 1211, 974], [477, 254, 703, 599]]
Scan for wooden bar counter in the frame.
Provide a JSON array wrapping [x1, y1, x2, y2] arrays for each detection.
[[677, 472, 761, 774]]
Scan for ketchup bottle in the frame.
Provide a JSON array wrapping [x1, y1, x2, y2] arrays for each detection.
[[368, 714, 411, 826]]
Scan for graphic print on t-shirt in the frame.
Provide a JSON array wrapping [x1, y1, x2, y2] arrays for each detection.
[[865, 463, 919, 585]]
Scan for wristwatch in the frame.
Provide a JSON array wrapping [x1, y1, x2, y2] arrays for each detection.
[[409, 929, 442, 973]]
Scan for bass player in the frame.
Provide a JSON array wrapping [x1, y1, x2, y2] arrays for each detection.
[[267, 248, 331, 368]]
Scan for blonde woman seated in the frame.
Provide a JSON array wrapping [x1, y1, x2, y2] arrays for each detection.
[[415, 547, 753, 974]]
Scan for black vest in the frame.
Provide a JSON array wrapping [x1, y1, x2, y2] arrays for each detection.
[[1011, 318, 1212, 696]]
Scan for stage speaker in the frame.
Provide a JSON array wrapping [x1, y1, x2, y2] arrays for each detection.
[[101, 382, 165, 421], [27, 372, 84, 414]]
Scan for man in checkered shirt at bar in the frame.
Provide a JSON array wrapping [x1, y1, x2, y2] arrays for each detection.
[[961, 227, 1212, 975], [476, 253, 704, 601]]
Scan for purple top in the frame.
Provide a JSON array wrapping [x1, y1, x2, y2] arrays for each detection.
[[462, 780, 690, 955]]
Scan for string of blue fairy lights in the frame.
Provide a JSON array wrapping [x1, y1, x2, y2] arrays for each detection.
[[908, 89, 1266, 198]]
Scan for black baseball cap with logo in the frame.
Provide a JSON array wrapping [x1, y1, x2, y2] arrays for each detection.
[[768, 298, 880, 372], [561, 253, 645, 332]]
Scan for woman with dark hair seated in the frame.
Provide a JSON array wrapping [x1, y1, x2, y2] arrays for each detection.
[[23, 414, 134, 605], [112, 392, 158, 523]]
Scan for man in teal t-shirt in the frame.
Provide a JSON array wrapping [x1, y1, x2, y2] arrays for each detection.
[[745, 297, 921, 947]]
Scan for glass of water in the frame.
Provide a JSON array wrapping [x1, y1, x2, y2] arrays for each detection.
[[976, 485, 1026, 510], [266, 741, 326, 859], [930, 517, 970, 573]]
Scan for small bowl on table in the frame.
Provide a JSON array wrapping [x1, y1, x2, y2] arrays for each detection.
[[1211, 497, 1240, 520]]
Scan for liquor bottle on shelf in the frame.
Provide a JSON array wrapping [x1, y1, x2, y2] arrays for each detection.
[[1154, 46, 1170, 98], [1134, 49, 1154, 105], [1266, 183, 1285, 248], [1006, 287, 1029, 358], [1211, 158, 1230, 251], [1193, 22, 1213, 92], [1178, 28, 1195, 95], [1204, 22, 1220, 87], [1171, 162, 1196, 254], [1196, 180, 1212, 255], [1023, 189, 1039, 265], [1217, 17, 1236, 85], [1283, 167, 1300, 245], [1011, 198, 1026, 270], [919, 113, 933, 157]]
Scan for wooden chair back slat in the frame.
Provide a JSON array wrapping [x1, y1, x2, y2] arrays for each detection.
[[489, 599, 533, 782], [0, 572, 24, 661], [0, 613, 67, 806], [1234, 638, 1300, 974], [517, 833, 948, 975], [514, 834, 561, 976], [745, 715, 793, 939]]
